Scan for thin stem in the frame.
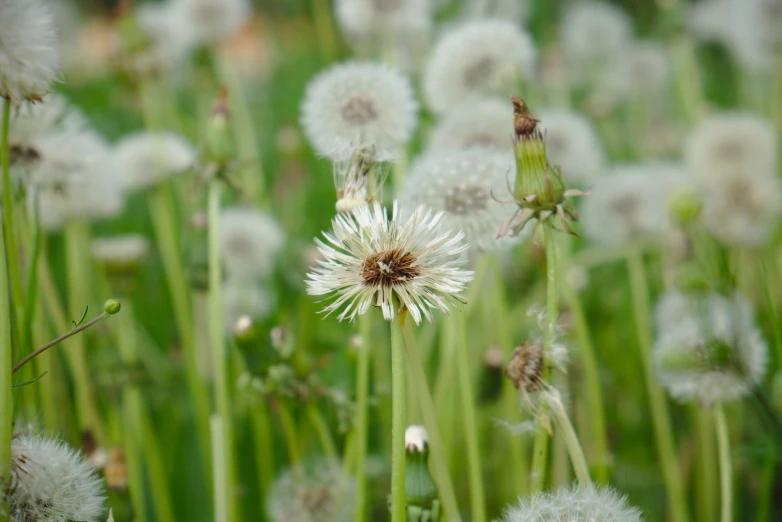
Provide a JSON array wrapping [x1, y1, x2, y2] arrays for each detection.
[[390, 317, 407, 522], [19, 196, 40, 355], [402, 321, 462, 522], [277, 400, 301, 467], [714, 405, 732, 522], [353, 314, 372, 522], [760, 261, 782, 371], [250, 399, 275, 513], [210, 415, 229, 522], [549, 394, 592, 486], [627, 249, 689, 522], [307, 402, 337, 459], [453, 313, 486, 522]]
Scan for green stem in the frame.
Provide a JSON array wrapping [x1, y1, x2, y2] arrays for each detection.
[[453, 314, 486, 522], [402, 321, 462, 522], [755, 458, 775, 522], [760, 261, 782, 370], [307, 402, 337, 459], [208, 181, 235, 522], [210, 415, 229, 522], [715, 405, 732, 522], [277, 400, 301, 467], [627, 249, 689, 522], [19, 197, 40, 355], [250, 399, 275, 514], [353, 314, 372, 522], [390, 317, 407, 522], [549, 394, 592, 485]]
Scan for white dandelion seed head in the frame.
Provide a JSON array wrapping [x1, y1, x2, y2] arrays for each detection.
[[560, 1, 632, 62], [602, 40, 671, 100], [423, 19, 536, 115], [222, 277, 273, 334], [427, 97, 513, 153], [91, 234, 150, 267], [335, 0, 432, 40], [171, 0, 251, 47], [0, 0, 60, 103], [537, 108, 605, 187], [463, 0, 530, 25], [267, 459, 355, 522], [306, 201, 474, 325], [496, 483, 644, 522], [135, 2, 195, 74], [399, 148, 521, 252], [10, 435, 106, 522], [653, 291, 768, 406], [404, 425, 429, 452], [112, 131, 197, 192], [300, 61, 418, 161], [220, 207, 286, 279], [581, 163, 688, 246]]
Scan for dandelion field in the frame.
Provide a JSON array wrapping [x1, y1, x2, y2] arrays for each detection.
[[1, 0, 782, 521]]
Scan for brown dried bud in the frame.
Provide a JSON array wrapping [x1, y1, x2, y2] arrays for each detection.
[[511, 96, 539, 139], [505, 342, 545, 393], [104, 446, 129, 490]]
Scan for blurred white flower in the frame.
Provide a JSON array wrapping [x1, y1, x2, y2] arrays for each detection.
[[0, 0, 59, 103], [497, 483, 643, 521], [112, 131, 197, 192], [602, 40, 671, 101], [653, 291, 768, 406], [399, 148, 519, 251], [427, 97, 512, 153], [335, 0, 431, 40], [306, 201, 473, 325], [267, 459, 354, 522], [404, 425, 429, 452], [300, 61, 418, 160], [10, 435, 105, 522], [171, 0, 251, 47], [463, 0, 530, 25], [423, 19, 536, 115], [91, 234, 151, 268], [537, 108, 605, 187], [135, 2, 194, 75], [223, 277, 273, 333], [220, 207, 286, 279]]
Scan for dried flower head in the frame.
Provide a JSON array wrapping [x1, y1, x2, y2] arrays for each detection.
[[306, 201, 473, 325], [300, 61, 418, 161], [537, 108, 605, 187], [219, 207, 286, 279], [505, 342, 545, 395], [333, 144, 383, 214], [0, 0, 60, 103], [423, 19, 536, 115], [113, 130, 197, 192], [10, 435, 106, 522], [266, 459, 354, 522], [427, 97, 512, 153]]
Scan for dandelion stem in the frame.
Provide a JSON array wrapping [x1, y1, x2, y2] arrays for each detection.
[[549, 394, 592, 486], [714, 404, 732, 522], [353, 314, 372, 522], [390, 317, 407, 522], [277, 400, 301, 468], [210, 414, 229, 522], [307, 402, 338, 459], [627, 248, 689, 522]]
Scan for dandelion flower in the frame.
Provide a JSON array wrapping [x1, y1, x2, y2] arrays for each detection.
[[560, 1, 632, 62], [267, 459, 354, 522], [112, 131, 197, 192], [223, 277, 273, 333], [653, 291, 768, 406], [496, 483, 643, 522], [399, 148, 519, 251], [423, 19, 536, 115], [463, 0, 530, 25], [603, 40, 671, 101], [10, 435, 106, 522], [300, 61, 418, 160], [427, 97, 512, 153], [335, 0, 431, 40], [91, 234, 150, 270], [306, 201, 473, 324], [171, 0, 251, 47], [220, 207, 286, 279], [0, 0, 59, 103], [537, 108, 605, 187]]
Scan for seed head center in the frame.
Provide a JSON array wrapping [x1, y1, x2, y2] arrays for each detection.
[[463, 56, 496, 89], [361, 248, 420, 287], [444, 183, 488, 215], [340, 96, 379, 125]]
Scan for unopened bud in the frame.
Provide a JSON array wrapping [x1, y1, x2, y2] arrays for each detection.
[[668, 190, 702, 227], [405, 425, 429, 453], [104, 299, 121, 315]]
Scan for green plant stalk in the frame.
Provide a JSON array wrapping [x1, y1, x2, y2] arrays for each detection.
[[670, 35, 704, 125], [0, 100, 14, 522], [277, 400, 301, 467], [453, 313, 486, 522], [19, 203, 40, 357], [714, 405, 732, 522], [760, 261, 782, 370], [755, 458, 775, 522], [210, 415, 229, 522], [529, 425, 549, 492], [626, 249, 689, 522], [549, 395, 592, 485], [250, 399, 275, 514], [390, 317, 407, 522], [694, 408, 717, 522], [207, 181, 236, 522], [433, 312, 456, 469], [307, 402, 337, 459], [311, 0, 338, 60], [353, 313, 372, 522], [141, 414, 176, 522], [402, 322, 462, 522]]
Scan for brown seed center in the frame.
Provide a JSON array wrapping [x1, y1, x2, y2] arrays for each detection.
[[444, 183, 489, 215], [462, 132, 503, 148], [361, 248, 420, 287], [9, 144, 41, 166], [340, 96, 379, 125]]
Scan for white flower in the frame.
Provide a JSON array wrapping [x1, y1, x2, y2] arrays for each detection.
[[399, 148, 519, 251], [463, 0, 530, 25], [404, 425, 429, 452], [537, 108, 605, 187], [134, 2, 195, 75], [423, 19, 536, 115], [267, 459, 354, 522], [496, 483, 643, 522], [602, 40, 671, 100], [223, 277, 272, 333], [91, 234, 150, 267], [112, 131, 197, 192], [306, 201, 473, 324], [220, 207, 286, 279], [653, 291, 768, 406], [581, 163, 687, 246], [171, 0, 251, 47], [10, 435, 105, 522], [560, 1, 632, 62], [300, 61, 418, 161], [0, 0, 59, 102], [335, 0, 431, 40], [427, 97, 512, 153]]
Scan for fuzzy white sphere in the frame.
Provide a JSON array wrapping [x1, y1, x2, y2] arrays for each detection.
[[220, 207, 286, 279], [171, 0, 251, 47], [0, 0, 59, 102], [560, 1, 632, 62], [335, 0, 431, 39], [538, 108, 605, 187], [603, 40, 671, 100], [112, 131, 197, 192], [427, 97, 513, 153], [463, 0, 530, 25], [267, 459, 355, 522], [300, 61, 418, 161], [423, 19, 536, 115], [222, 277, 273, 333]]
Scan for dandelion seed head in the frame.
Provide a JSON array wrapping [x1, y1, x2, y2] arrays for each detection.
[[427, 97, 513, 153], [463, 0, 530, 25], [560, 1, 632, 64], [267, 459, 355, 522], [171, 0, 251, 47], [223, 278, 273, 334], [603, 40, 671, 100], [220, 207, 286, 279], [335, 0, 432, 40], [423, 19, 536, 115], [300, 61, 418, 161], [537, 108, 605, 187], [112, 131, 196, 192], [91, 234, 150, 268], [135, 2, 194, 75]]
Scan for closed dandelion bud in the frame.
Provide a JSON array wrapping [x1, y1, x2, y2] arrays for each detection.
[[206, 87, 233, 164], [335, 144, 378, 214], [403, 426, 441, 522]]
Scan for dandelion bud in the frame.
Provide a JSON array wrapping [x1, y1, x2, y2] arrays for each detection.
[[103, 299, 122, 315], [335, 144, 377, 214], [403, 425, 441, 521], [270, 326, 295, 359], [206, 87, 233, 163], [404, 425, 428, 454]]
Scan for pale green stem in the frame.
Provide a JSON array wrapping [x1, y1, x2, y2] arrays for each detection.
[[670, 36, 704, 124], [141, 415, 176, 522], [353, 314, 372, 522], [277, 400, 301, 467], [694, 408, 717, 522], [755, 458, 775, 522], [210, 415, 229, 522], [208, 181, 236, 522], [250, 399, 275, 512], [627, 249, 689, 522], [433, 312, 456, 468], [0, 100, 14, 522], [714, 405, 732, 522], [453, 313, 486, 522], [311, 0, 338, 61], [307, 402, 337, 459], [19, 199, 41, 356], [402, 321, 462, 522], [529, 426, 550, 492], [549, 394, 592, 485], [390, 318, 407, 522]]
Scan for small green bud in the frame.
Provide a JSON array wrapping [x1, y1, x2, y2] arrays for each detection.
[[668, 190, 702, 227], [404, 426, 440, 515], [104, 299, 121, 315]]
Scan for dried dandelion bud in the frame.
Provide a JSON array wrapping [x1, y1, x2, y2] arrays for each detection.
[[505, 342, 545, 394], [403, 425, 441, 521], [335, 144, 377, 214]]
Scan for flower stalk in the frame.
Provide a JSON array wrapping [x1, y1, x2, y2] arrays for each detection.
[[390, 316, 407, 522], [0, 99, 13, 522], [715, 404, 732, 522]]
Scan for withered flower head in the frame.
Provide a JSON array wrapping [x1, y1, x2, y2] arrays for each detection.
[[505, 342, 546, 394]]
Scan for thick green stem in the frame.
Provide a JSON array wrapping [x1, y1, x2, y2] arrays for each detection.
[[715, 405, 732, 522], [627, 250, 689, 522], [353, 314, 372, 522], [453, 314, 486, 522], [390, 318, 407, 522], [210, 415, 229, 522], [549, 394, 592, 485]]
